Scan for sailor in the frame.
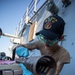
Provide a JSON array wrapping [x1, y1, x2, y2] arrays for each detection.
[[16, 15, 70, 75]]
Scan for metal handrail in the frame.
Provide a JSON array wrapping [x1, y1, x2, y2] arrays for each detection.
[[16, 0, 44, 36]]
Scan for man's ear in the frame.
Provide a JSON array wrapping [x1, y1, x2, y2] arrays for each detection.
[[59, 35, 64, 41]]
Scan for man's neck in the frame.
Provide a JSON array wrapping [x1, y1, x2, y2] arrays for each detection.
[[50, 45, 60, 53]]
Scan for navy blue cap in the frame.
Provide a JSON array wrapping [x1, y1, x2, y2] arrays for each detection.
[[36, 15, 65, 40]]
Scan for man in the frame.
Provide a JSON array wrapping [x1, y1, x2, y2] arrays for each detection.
[[16, 15, 70, 75]]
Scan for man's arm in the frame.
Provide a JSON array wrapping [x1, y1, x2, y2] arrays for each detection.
[[54, 61, 64, 75], [16, 41, 39, 50]]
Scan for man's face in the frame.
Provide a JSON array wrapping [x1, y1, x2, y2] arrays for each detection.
[[43, 41, 58, 50], [37, 34, 58, 49]]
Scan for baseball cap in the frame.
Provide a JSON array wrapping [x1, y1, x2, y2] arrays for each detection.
[[36, 15, 65, 40]]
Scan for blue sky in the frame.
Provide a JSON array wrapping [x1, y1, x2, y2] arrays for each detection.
[[0, 0, 45, 56], [0, 0, 31, 56]]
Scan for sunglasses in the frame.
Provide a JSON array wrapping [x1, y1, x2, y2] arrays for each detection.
[[37, 34, 58, 47]]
